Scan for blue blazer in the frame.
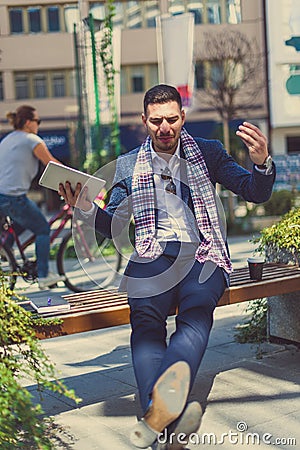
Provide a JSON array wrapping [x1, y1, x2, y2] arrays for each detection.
[[93, 137, 276, 238]]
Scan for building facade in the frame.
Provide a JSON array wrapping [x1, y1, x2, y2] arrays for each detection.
[[265, 0, 300, 191], [0, 0, 268, 163]]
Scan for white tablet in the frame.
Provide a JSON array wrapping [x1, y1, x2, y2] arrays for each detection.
[[39, 162, 106, 202]]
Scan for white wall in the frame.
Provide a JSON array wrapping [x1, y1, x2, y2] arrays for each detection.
[[266, 0, 300, 128]]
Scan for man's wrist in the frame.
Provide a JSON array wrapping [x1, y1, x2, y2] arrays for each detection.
[[79, 203, 95, 216], [256, 155, 273, 174], [256, 155, 272, 169]]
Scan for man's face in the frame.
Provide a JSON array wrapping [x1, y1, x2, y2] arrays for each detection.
[[142, 101, 185, 154]]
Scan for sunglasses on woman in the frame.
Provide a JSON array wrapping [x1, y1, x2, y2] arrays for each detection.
[[31, 118, 41, 125]]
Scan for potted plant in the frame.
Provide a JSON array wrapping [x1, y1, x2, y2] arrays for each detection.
[[235, 207, 300, 349]]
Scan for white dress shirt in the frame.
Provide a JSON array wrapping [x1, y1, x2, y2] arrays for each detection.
[[81, 142, 200, 243], [151, 142, 200, 243]]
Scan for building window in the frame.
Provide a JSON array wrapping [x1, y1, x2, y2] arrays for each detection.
[[47, 6, 60, 32], [69, 70, 77, 97], [0, 74, 4, 100], [207, 0, 221, 24], [131, 66, 145, 92], [145, 1, 159, 27], [113, 1, 159, 29], [15, 74, 29, 99], [187, 2, 203, 24], [169, 0, 185, 16], [226, 0, 241, 24], [194, 60, 241, 90], [148, 65, 159, 87], [9, 5, 73, 34], [120, 70, 127, 95], [126, 1, 142, 29], [8, 1, 162, 34], [14, 70, 74, 99], [211, 62, 224, 88], [113, 3, 124, 28], [33, 73, 47, 98], [195, 61, 205, 89], [28, 7, 41, 33], [121, 64, 158, 94], [169, 0, 241, 24], [9, 8, 23, 33], [287, 136, 300, 154], [52, 73, 66, 97]]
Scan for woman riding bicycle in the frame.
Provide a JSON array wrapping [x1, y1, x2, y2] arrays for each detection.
[[0, 105, 65, 289]]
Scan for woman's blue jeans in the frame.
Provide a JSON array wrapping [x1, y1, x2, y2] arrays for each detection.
[[127, 242, 226, 414], [0, 193, 50, 277]]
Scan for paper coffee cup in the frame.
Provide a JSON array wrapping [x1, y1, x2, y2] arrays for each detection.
[[247, 256, 265, 281]]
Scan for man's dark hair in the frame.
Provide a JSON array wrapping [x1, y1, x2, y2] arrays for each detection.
[[143, 84, 182, 115]]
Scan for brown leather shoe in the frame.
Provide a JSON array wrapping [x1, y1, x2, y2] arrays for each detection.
[[130, 361, 191, 449], [167, 401, 202, 450]]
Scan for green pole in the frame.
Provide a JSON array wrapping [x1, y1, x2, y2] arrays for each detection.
[[106, 8, 120, 158], [89, 13, 101, 152]]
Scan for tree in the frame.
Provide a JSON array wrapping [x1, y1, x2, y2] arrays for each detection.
[[194, 29, 265, 224]]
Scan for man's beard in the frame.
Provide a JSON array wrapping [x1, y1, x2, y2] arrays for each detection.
[[155, 136, 177, 153]]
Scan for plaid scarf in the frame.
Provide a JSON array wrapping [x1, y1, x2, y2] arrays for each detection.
[[132, 127, 232, 273]]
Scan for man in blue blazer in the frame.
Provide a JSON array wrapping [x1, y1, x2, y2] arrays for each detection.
[[60, 84, 275, 450]]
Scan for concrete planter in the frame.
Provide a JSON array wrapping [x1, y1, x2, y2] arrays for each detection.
[[268, 292, 300, 344], [266, 246, 300, 345]]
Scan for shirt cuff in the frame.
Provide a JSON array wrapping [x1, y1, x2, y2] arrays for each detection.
[[255, 165, 273, 175], [79, 202, 96, 217]]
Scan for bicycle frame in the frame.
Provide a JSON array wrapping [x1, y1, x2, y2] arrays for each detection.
[[1, 203, 94, 263], [1, 200, 123, 292], [4, 204, 73, 264]]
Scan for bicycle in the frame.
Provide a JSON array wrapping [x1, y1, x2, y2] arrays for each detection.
[[0, 203, 122, 293]]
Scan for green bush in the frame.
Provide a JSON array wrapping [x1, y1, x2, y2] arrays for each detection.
[[0, 273, 80, 449], [254, 207, 300, 265]]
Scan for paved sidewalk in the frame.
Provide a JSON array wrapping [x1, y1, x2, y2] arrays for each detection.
[[22, 304, 299, 450], [19, 235, 299, 449]]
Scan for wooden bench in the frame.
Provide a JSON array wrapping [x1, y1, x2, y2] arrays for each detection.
[[35, 263, 300, 340]]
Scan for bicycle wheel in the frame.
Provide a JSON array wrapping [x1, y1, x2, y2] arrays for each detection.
[[0, 243, 18, 290], [57, 230, 122, 293]]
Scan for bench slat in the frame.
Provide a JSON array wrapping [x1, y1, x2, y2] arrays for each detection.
[[35, 263, 300, 339]]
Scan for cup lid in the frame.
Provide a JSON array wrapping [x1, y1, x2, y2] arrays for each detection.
[[247, 256, 265, 263]]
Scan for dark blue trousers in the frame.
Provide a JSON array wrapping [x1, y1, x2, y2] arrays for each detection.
[[127, 242, 226, 413], [0, 193, 50, 277]]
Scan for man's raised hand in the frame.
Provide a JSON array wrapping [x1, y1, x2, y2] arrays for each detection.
[[236, 122, 269, 166], [58, 182, 93, 212]]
